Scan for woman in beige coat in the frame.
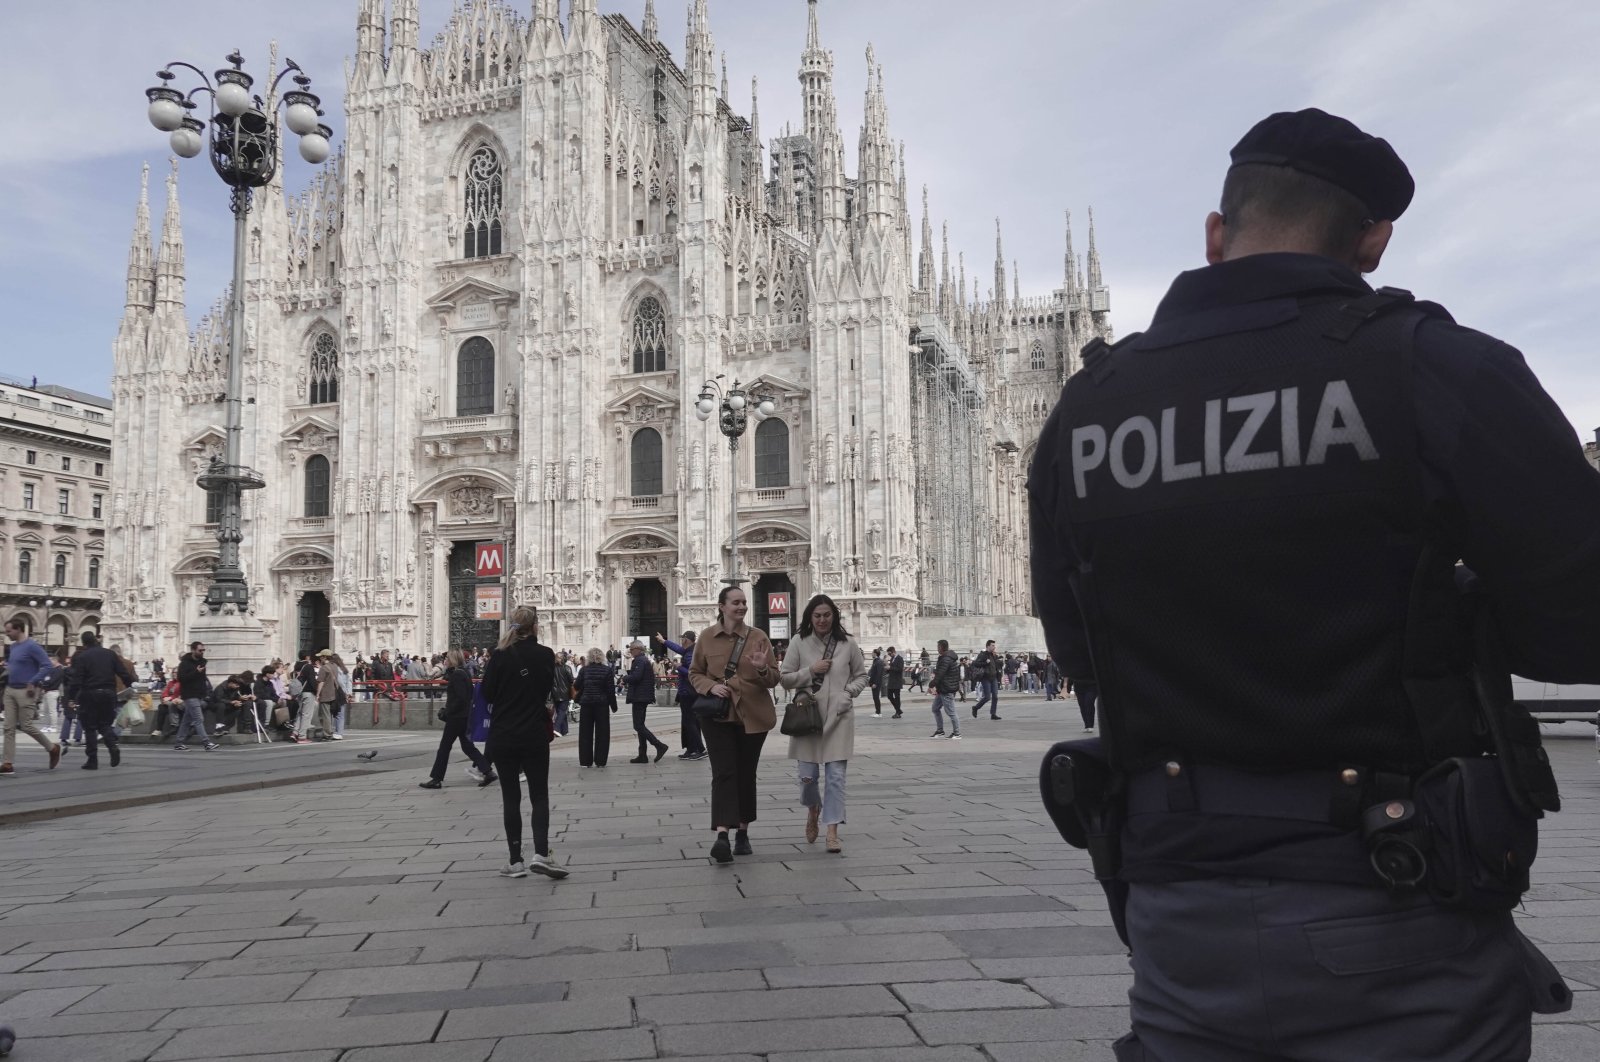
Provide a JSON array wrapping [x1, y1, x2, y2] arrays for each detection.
[[689, 585, 780, 865], [779, 593, 868, 853]]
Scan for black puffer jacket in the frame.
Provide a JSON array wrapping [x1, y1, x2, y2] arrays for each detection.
[[575, 662, 617, 710], [441, 667, 473, 722], [480, 638, 555, 745]]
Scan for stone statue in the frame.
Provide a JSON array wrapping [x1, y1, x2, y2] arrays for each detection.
[[564, 543, 578, 582], [420, 387, 438, 418], [446, 213, 459, 242], [381, 308, 394, 340], [823, 434, 838, 484], [823, 528, 837, 566], [867, 520, 883, 565], [689, 271, 703, 309], [377, 547, 391, 581], [563, 283, 577, 324], [583, 567, 601, 604], [346, 313, 360, 346], [502, 383, 517, 414]]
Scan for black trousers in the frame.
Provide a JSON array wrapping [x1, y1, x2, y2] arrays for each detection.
[[1120, 878, 1544, 1061], [702, 723, 767, 829], [490, 738, 551, 862], [886, 686, 902, 715], [431, 715, 490, 781], [869, 684, 882, 714], [678, 697, 704, 753], [79, 690, 119, 765], [578, 703, 610, 766], [1079, 685, 1098, 729], [631, 701, 664, 755]]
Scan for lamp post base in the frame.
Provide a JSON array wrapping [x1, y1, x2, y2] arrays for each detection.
[[188, 609, 266, 681]]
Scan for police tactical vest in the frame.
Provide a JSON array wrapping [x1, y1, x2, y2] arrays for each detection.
[[1053, 289, 1473, 774]]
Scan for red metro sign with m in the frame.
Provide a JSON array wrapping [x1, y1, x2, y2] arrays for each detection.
[[475, 542, 506, 578]]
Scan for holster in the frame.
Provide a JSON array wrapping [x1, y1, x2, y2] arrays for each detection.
[[1040, 738, 1130, 946], [1412, 756, 1540, 913]]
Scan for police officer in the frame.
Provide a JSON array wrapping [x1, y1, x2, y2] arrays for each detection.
[[1029, 108, 1600, 1060], [64, 631, 136, 770]]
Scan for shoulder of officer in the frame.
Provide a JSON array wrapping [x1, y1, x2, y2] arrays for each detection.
[[1074, 332, 1143, 385]]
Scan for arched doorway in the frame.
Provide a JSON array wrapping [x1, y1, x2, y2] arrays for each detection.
[[447, 541, 500, 652], [297, 591, 331, 657], [626, 578, 668, 644], [752, 572, 797, 646]]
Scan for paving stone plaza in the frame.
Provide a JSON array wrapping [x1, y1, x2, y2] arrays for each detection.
[[2, 696, 1599, 1060]]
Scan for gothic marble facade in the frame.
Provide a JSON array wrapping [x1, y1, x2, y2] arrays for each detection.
[[102, 0, 1110, 661]]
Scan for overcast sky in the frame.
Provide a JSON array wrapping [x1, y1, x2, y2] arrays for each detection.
[[2, 0, 1595, 438]]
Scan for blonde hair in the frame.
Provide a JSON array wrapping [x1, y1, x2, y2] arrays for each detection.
[[497, 605, 540, 650], [446, 648, 465, 669], [586, 647, 604, 666]]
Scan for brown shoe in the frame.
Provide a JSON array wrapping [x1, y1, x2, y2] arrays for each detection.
[[804, 807, 820, 845], [0, 762, 13, 775], [49, 744, 62, 770]]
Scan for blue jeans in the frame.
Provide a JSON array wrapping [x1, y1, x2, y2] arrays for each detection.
[[972, 679, 999, 716], [931, 693, 959, 734], [174, 698, 210, 744], [797, 760, 847, 826]]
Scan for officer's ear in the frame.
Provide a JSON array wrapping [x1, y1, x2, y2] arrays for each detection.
[[1205, 211, 1227, 264], [1353, 219, 1393, 274]]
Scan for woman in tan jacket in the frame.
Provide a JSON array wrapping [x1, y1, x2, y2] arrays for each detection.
[[778, 594, 868, 853], [689, 585, 780, 864]]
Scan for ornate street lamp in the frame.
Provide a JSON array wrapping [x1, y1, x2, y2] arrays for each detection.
[[145, 52, 330, 613], [694, 377, 777, 587]]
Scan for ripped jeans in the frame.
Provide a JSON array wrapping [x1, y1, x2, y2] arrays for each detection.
[[797, 760, 848, 826]]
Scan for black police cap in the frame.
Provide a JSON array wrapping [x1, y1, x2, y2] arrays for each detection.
[[1230, 108, 1414, 222]]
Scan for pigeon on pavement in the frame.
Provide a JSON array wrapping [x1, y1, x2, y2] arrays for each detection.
[[356, 750, 379, 761]]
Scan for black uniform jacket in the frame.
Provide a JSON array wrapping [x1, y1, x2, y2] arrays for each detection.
[[1030, 253, 1600, 882]]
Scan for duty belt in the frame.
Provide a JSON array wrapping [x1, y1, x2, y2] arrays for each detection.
[[1126, 761, 1411, 830]]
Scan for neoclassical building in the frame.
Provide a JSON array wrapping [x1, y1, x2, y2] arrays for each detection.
[[103, 0, 1110, 661]]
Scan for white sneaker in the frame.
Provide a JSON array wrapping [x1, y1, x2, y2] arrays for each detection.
[[950, 734, 963, 740], [499, 862, 529, 878], [466, 766, 485, 782], [330, 734, 343, 740], [528, 853, 569, 880]]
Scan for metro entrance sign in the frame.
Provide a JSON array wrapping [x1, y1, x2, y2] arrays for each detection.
[[767, 591, 791, 642], [475, 542, 506, 578]]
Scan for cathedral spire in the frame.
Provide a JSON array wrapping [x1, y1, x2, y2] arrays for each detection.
[[356, 0, 384, 69], [686, 0, 716, 118], [390, 0, 418, 56], [721, 52, 729, 102], [1087, 206, 1103, 290], [918, 186, 935, 293], [958, 250, 967, 309], [940, 220, 951, 317], [641, 0, 658, 43], [154, 158, 186, 313], [994, 218, 1006, 311], [857, 45, 894, 228], [1063, 209, 1079, 297], [1013, 259, 1020, 305], [124, 163, 155, 317], [799, 0, 835, 149]]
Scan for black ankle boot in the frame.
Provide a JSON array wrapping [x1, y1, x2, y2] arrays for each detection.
[[733, 829, 752, 856], [710, 831, 733, 864]]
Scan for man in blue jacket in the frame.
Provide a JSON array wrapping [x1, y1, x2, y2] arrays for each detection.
[[656, 630, 706, 760], [3, 618, 62, 773], [623, 640, 669, 764]]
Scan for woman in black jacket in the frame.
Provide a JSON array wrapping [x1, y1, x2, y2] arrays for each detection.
[[573, 647, 618, 768], [480, 607, 568, 880], [419, 649, 494, 790]]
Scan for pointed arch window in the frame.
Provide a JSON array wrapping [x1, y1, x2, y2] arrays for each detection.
[[17, 550, 32, 584], [1030, 340, 1046, 371], [755, 418, 790, 489], [456, 337, 495, 416], [304, 454, 331, 518], [463, 147, 504, 259], [309, 332, 339, 404], [630, 296, 667, 373], [88, 556, 100, 590], [630, 427, 663, 497]]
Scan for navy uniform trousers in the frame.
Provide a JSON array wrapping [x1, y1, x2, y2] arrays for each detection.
[[1116, 877, 1546, 1061]]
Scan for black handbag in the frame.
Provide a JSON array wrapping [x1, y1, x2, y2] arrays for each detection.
[[781, 636, 835, 737], [691, 633, 748, 724]]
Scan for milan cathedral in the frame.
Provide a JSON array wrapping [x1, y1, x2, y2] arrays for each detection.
[[102, 0, 1111, 661]]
